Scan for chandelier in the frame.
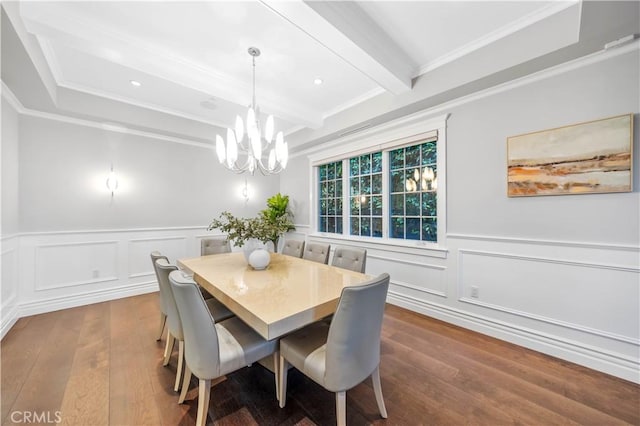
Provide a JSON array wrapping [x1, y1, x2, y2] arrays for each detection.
[[215, 47, 288, 175]]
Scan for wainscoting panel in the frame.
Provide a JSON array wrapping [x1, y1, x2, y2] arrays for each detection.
[[1, 236, 19, 338], [35, 240, 119, 290], [457, 249, 639, 343], [128, 236, 188, 278], [12, 227, 216, 321], [368, 253, 447, 298]]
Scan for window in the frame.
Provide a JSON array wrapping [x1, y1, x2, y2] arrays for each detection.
[[349, 152, 383, 237], [311, 112, 447, 249], [318, 160, 343, 234], [389, 141, 437, 242]]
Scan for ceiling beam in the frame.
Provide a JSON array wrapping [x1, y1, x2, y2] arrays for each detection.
[[261, 0, 415, 95]]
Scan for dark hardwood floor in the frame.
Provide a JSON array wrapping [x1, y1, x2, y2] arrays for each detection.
[[1, 292, 638, 425]]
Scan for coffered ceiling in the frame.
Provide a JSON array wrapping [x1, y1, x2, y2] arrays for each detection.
[[3, 1, 637, 150]]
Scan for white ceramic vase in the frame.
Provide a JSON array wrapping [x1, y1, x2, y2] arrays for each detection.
[[248, 248, 271, 270]]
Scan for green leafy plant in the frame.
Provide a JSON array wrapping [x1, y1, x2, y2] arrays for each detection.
[[208, 193, 295, 248]]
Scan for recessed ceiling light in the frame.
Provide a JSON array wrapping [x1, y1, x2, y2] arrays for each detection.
[[314, 78, 323, 85], [130, 80, 142, 87]]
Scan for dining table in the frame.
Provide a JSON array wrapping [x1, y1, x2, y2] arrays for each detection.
[[178, 251, 372, 340]]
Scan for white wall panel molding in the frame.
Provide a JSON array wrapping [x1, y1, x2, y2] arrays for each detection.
[[458, 296, 639, 346], [1, 295, 19, 339], [5, 227, 213, 334], [34, 240, 119, 291], [387, 292, 640, 384], [390, 280, 446, 298], [368, 253, 446, 269], [19, 225, 210, 237], [456, 248, 639, 342], [19, 281, 158, 318], [369, 253, 447, 298], [128, 236, 188, 278], [1, 237, 20, 339], [448, 233, 640, 252], [459, 248, 639, 274]]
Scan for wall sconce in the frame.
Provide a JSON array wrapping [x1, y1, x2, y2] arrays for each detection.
[[241, 178, 250, 203], [106, 165, 119, 197]]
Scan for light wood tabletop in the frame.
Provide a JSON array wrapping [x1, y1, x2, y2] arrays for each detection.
[[178, 252, 371, 340]]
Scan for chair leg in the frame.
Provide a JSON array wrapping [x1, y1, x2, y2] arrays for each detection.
[[178, 365, 192, 404], [273, 351, 280, 402], [163, 333, 175, 366], [371, 365, 387, 418], [174, 340, 185, 392], [196, 379, 211, 426], [156, 312, 167, 341], [278, 355, 289, 408], [336, 391, 346, 426]]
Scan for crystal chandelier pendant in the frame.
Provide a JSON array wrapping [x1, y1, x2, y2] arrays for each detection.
[[215, 47, 289, 175]]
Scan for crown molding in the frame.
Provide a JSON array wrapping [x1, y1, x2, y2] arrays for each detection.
[[1, 80, 214, 150], [291, 39, 639, 159], [416, 0, 580, 77]]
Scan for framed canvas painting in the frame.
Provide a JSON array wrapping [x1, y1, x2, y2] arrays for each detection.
[[507, 113, 633, 197]]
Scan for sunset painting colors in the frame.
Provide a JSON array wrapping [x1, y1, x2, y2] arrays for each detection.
[[507, 114, 633, 197]]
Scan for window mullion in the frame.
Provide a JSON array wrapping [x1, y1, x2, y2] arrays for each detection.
[[381, 150, 390, 239], [342, 159, 349, 236]]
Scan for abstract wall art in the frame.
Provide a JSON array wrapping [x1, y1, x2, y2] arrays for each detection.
[[507, 114, 633, 197]]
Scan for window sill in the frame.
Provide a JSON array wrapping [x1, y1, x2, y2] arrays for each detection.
[[308, 232, 448, 259]]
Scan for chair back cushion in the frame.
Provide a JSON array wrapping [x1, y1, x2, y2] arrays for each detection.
[[303, 243, 331, 264], [282, 239, 305, 258], [331, 247, 367, 273], [325, 273, 389, 391], [169, 270, 221, 379], [155, 259, 183, 340], [201, 237, 231, 256], [150, 251, 169, 314]]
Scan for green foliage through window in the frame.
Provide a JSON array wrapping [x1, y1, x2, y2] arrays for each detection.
[[316, 137, 438, 243], [318, 161, 343, 234]]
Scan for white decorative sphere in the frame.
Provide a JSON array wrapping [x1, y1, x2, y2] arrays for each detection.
[[248, 248, 271, 270]]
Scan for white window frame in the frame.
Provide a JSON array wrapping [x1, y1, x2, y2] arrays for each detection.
[[308, 111, 449, 257]]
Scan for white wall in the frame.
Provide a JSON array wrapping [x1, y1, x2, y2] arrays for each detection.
[[0, 101, 281, 336], [282, 47, 640, 382], [18, 115, 278, 231], [1, 96, 20, 336], [2, 97, 19, 234]]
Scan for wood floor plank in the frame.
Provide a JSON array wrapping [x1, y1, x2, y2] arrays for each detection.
[[59, 301, 110, 426], [1, 294, 638, 426], [2, 306, 86, 425], [109, 296, 162, 426], [1, 311, 61, 422]]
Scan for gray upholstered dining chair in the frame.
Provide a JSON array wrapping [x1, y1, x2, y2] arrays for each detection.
[[150, 251, 169, 341], [302, 242, 331, 264], [201, 237, 231, 256], [281, 238, 305, 258], [169, 270, 279, 426], [331, 246, 367, 273], [155, 259, 234, 394], [278, 273, 390, 426]]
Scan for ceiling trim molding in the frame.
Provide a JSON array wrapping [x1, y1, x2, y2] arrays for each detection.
[[291, 40, 639, 159], [1, 81, 214, 151], [416, 0, 581, 77], [56, 81, 229, 130], [321, 87, 385, 122], [1, 82, 26, 113], [3, 2, 58, 105], [17, 2, 324, 129], [261, 0, 413, 95]]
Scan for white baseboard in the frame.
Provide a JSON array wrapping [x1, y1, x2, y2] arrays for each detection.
[[1, 301, 20, 340], [18, 281, 159, 318], [387, 291, 640, 384]]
